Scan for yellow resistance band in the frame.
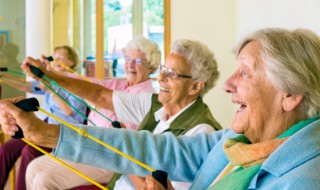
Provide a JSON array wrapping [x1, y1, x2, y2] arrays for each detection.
[[37, 107, 156, 172], [21, 138, 108, 190], [54, 59, 92, 82]]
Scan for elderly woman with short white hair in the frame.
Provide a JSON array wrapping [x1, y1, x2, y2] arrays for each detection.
[[3, 28, 320, 190]]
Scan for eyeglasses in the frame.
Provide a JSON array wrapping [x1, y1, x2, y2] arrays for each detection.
[[53, 55, 66, 61], [124, 56, 145, 65], [158, 65, 193, 80]]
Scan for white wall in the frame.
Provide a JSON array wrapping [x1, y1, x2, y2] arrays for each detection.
[[171, 0, 237, 128], [171, 0, 320, 129], [26, 0, 51, 118], [237, 0, 320, 37], [15, 0, 320, 129]]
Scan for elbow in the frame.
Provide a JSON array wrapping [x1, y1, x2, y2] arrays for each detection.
[[97, 89, 114, 110]]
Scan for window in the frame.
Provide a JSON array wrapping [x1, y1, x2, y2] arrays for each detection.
[[82, 0, 165, 79]]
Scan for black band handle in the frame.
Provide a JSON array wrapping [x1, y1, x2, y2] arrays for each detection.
[[152, 170, 168, 189], [34, 87, 42, 91], [0, 67, 8, 71], [12, 98, 40, 139], [111, 121, 121, 128], [46, 56, 54, 62], [30, 65, 45, 78]]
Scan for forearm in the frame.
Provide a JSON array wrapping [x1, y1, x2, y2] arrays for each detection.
[[53, 125, 215, 180], [128, 175, 146, 188], [51, 93, 73, 116], [47, 71, 114, 111], [31, 123, 60, 148], [1, 78, 33, 92], [2, 74, 27, 83], [22, 57, 114, 111], [67, 72, 106, 85]]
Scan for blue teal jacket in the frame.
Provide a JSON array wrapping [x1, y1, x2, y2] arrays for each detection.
[[53, 119, 320, 190]]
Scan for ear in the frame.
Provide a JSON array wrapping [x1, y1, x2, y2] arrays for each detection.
[[282, 94, 304, 111], [189, 81, 205, 96]]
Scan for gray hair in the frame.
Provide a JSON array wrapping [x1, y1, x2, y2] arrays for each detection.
[[122, 36, 161, 74], [171, 39, 220, 97], [233, 28, 320, 117]]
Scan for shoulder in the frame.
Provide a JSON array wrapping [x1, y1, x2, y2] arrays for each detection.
[[258, 154, 320, 189]]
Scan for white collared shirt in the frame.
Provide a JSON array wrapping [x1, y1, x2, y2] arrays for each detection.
[[153, 100, 196, 134], [113, 91, 216, 190], [113, 91, 215, 136]]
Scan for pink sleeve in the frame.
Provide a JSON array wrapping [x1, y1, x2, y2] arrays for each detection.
[[122, 121, 139, 130]]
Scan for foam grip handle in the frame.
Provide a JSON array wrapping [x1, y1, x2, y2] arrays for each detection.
[[34, 87, 42, 91], [0, 67, 8, 71], [12, 98, 40, 139], [111, 121, 121, 128], [46, 56, 54, 62], [30, 65, 45, 78], [152, 170, 168, 189]]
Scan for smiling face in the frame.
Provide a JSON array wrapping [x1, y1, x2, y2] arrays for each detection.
[[52, 48, 75, 72], [124, 49, 153, 86], [157, 53, 201, 117], [223, 41, 295, 143]]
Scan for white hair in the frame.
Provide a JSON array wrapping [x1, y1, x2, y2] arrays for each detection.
[[122, 36, 161, 74], [233, 28, 320, 117], [171, 39, 220, 97]]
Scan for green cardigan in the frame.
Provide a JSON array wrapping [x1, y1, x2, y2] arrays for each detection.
[[107, 94, 222, 189]]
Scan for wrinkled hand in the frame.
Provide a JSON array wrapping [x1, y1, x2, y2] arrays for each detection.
[[40, 55, 52, 71], [136, 175, 175, 190], [0, 97, 46, 143], [21, 56, 49, 80]]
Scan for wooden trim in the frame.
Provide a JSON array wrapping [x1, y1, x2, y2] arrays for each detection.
[[95, 0, 104, 79]]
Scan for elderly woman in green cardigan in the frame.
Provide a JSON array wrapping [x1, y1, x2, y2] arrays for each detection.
[[17, 38, 222, 190]]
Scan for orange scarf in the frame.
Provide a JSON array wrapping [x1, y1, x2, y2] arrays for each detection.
[[224, 137, 288, 168]]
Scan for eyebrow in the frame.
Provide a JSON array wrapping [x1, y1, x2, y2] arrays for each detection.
[[237, 55, 258, 71]]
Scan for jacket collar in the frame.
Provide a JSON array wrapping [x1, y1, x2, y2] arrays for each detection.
[[248, 119, 320, 188]]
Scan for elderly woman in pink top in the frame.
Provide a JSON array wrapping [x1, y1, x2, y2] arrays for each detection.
[[84, 36, 160, 128], [25, 36, 161, 190]]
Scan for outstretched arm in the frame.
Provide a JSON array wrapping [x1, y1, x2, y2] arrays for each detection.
[[0, 96, 226, 185], [21, 56, 115, 112], [0, 77, 33, 93], [0, 72, 33, 92]]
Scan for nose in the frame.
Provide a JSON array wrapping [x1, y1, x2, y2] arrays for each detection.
[[223, 74, 236, 93], [127, 60, 136, 68], [157, 70, 167, 82]]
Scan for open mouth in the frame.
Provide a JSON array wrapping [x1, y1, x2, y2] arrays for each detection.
[[160, 86, 172, 92], [236, 102, 247, 112], [127, 71, 137, 74]]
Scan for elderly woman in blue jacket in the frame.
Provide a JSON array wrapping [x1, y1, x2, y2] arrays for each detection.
[[2, 28, 320, 190]]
